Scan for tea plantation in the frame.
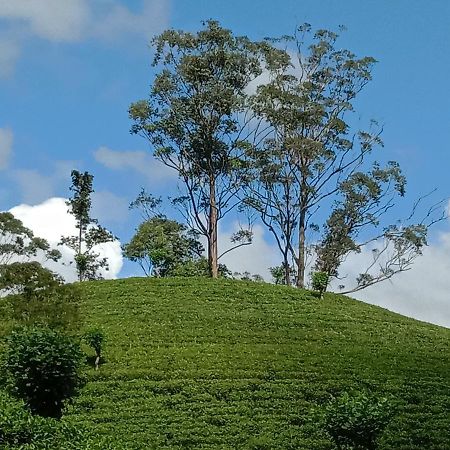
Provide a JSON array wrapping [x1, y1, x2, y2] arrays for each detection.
[[48, 277, 449, 449]]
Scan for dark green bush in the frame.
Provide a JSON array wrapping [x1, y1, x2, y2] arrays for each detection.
[[83, 327, 105, 369], [311, 271, 329, 298], [323, 391, 393, 449], [3, 327, 84, 418]]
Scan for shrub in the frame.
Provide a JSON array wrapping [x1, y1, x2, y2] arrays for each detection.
[[323, 391, 393, 449], [311, 271, 329, 298], [3, 327, 84, 418], [83, 328, 105, 369]]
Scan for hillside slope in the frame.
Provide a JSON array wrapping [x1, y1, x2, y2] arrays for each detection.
[[66, 278, 449, 449]]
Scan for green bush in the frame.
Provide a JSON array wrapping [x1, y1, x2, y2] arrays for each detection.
[[311, 271, 329, 298], [323, 391, 393, 449], [3, 327, 84, 418], [83, 328, 105, 369]]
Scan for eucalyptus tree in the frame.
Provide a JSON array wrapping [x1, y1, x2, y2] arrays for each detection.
[[129, 21, 263, 278], [60, 170, 114, 281], [246, 25, 438, 291]]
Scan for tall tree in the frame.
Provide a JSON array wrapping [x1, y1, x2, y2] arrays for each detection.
[[60, 170, 114, 282], [246, 25, 439, 290], [129, 21, 262, 277]]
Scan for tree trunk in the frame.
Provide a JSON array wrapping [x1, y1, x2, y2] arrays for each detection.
[[283, 252, 291, 285], [208, 177, 219, 278], [78, 223, 83, 282], [297, 206, 306, 288]]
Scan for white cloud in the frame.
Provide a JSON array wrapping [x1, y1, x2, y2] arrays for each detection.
[[0, 0, 170, 74], [94, 146, 175, 183], [336, 232, 450, 328], [216, 216, 450, 328], [0, 127, 13, 169], [9, 197, 123, 282], [0, 39, 20, 78], [218, 223, 279, 280], [93, 0, 169, 42], [0, 0, 90, 42]]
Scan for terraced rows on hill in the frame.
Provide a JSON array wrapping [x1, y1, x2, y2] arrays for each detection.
[[66, 278, 450, 449]]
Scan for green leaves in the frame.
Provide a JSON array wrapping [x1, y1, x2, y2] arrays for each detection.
[[323, 391, 393, 449], [3, 327, 84, 418], [61, 170, 115, 281], [123, 216, 204, 277]]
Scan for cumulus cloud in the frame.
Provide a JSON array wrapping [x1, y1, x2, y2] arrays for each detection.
[[215, 217, 450, 328], [0, 127, 13, 169], [9, 197, 123, 282], [336, 232, 450, 328], [94, 146, 176, 184], [93, 0, 169, 42], [0, 0, 169, 43]]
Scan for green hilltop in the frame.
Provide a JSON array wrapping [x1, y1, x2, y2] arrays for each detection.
[[61, 278, 449, 448]]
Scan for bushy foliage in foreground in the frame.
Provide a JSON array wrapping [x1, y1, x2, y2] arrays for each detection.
[[0, 391, 114, 449], [323, 391, 393, 449], [3, 327, 84, 418]]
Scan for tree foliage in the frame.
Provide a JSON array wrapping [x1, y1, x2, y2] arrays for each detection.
[[83, 328, 105, 370], [60, 170, 114, 282], [323, 391, 393, 450], [123, 216, 204, 277], [0, 211, 62, 301]]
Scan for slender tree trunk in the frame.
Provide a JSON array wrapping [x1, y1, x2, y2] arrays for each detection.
[[208, 176, 219, 278], [297, 207, 306, 288], [283, 251, 291, 285], [78, 222, 83, 282]]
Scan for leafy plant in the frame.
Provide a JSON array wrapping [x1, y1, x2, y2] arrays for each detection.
[[3, 327, 84, 418], [311, 271, 329, 299], [83, 328, 105, 369], [323, 391, 393, 449]]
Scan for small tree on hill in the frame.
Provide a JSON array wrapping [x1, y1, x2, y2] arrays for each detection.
[[60, 170, 114, 281], [123, 216, 204, 277]]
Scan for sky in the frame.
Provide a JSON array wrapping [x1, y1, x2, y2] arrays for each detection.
[[1, 0, 450, 327]]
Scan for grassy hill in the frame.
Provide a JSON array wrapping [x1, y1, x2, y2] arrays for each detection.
[[44, 278, 450, 448]]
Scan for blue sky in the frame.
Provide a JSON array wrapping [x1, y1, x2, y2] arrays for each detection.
[[1, 1, 450, 326]]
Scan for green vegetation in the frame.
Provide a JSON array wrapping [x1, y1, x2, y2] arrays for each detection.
[[32, 277, 448, 449], [0, 391, 113, 449], [2, 327, 84, 418]]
